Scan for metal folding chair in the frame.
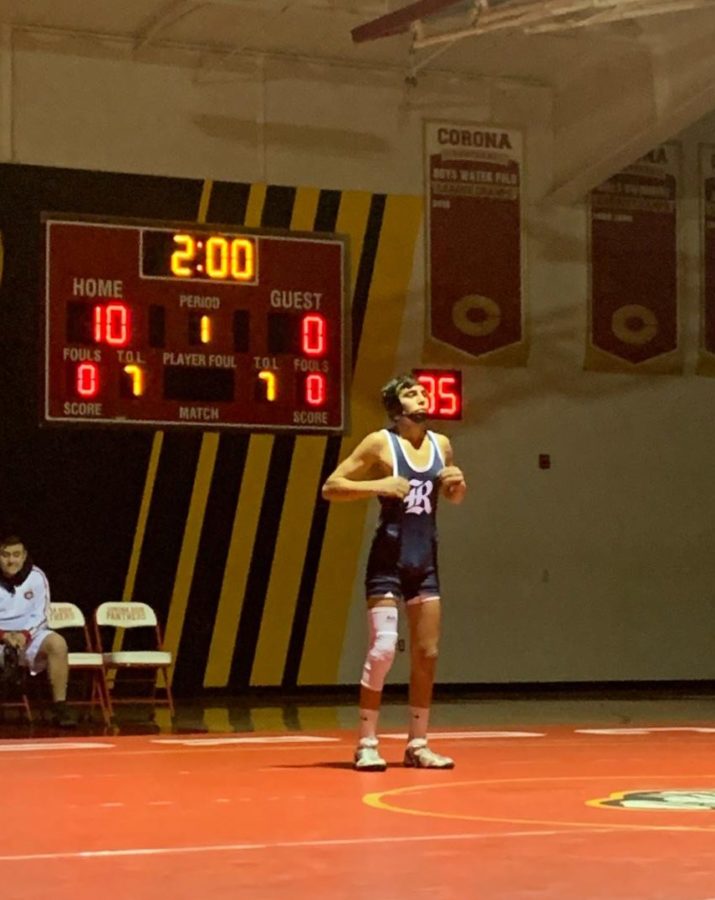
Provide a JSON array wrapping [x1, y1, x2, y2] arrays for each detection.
[[93, 602, 174, 717], [47, 602, 112, 724]]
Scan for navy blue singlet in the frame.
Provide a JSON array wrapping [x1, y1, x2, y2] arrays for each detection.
[[364, 429, 445, 600]]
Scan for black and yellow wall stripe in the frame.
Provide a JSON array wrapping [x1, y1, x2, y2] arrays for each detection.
[[0, 161, 423, 692]]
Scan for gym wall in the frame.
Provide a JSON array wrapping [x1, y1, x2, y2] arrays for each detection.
[[1, 40, 715, 689]]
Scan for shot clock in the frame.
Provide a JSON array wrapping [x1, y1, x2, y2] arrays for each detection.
[[43, 215, 349, 433], [412, 369, 463, 420]]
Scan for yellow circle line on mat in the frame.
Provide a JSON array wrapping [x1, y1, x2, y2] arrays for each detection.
[[363, 774, 715, 833]]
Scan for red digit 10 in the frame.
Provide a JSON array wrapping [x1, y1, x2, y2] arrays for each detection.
[[301, 314, 326, 356], [305, 373, 326, 406], [93, 303, 131, 346], [76, 362, 100, 398]]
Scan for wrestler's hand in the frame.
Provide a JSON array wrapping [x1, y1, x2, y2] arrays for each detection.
[[3, 632, 27, 650], [439, 466, 466, 499], [378, 476, 411, 499], [439, 466, 465, 488]]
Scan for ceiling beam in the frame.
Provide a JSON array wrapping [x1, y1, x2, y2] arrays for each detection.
[[13, 19, 541, 88], [351, 0, 468, 42], [134, 0, 205, 51]]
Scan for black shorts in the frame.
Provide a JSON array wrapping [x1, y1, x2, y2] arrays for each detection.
[[365, 564, 440, 601], [365, 524, 440, 600]]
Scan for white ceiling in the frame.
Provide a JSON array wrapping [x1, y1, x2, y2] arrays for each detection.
[[2, 0, 715, 200], [0, 0, 710, 87]]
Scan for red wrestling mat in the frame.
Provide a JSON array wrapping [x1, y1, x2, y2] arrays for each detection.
[[2, 725, 715, 899]]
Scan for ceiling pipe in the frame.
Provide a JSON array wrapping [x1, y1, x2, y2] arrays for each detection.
[[526, 0, 714, 30], [407, 0, 715, 45]]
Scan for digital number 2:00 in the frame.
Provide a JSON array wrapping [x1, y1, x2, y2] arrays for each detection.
[[171, 234, 256, 281]]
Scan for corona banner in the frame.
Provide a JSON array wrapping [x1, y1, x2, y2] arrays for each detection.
[[586, 144, 681, 373], [697, 144, 715, 376], [424, 120, 526, 365]]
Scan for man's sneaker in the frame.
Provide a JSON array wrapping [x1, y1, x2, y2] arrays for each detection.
[[404, 738, 454, 769], [354, 737, 387, 771], [51, 702, 77, 729]]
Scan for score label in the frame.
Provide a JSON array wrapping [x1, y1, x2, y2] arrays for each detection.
[[43, 216, 349, 433]]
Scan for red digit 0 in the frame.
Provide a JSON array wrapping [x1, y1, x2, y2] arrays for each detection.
[[305, 373, 326, 406], [301, 314, 326, 357], [76, 362, 99, 398]]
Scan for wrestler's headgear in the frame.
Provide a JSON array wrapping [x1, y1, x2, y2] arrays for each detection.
[[380, 373, 427, 422]]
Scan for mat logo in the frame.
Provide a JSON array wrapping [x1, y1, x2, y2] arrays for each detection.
[[590, 790, 715, 810]]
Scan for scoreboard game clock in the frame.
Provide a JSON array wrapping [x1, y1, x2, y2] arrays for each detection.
[[42, 214, 349, 433]]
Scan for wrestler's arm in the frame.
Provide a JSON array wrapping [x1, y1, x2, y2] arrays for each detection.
[[437, 435, 467, 504], [322, 432, 409, 502]]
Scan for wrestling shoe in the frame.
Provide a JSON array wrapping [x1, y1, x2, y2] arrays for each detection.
[[354, 737, 387, 771], [404, 738, 454, 769]]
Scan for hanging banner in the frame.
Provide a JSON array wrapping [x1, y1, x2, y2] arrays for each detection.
[[697, 144, 715, 376], [424, 120, 526, 365], [586, 144, 681, 373]]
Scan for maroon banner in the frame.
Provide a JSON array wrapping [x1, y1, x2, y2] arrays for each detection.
[[587, 144, 680, 373], [698, 144, 715, 375], [424, 121, 525, 365]]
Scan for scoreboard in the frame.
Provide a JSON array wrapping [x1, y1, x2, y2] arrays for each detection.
[[42, 215, 349, 433]]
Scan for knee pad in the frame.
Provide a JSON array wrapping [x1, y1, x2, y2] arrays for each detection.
[[360, 606, 398, 692]]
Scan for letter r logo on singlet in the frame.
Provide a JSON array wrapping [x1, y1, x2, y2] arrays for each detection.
[[404, 479, 433, 515]]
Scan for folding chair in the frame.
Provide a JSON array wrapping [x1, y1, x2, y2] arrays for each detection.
[[93, 602, 174, 716], [47, 602, 111, 724]]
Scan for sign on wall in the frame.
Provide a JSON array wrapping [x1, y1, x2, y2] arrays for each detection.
[[586, 144, 681, 374], [697, 144, 715, 376], [424, 120, 526, 365]]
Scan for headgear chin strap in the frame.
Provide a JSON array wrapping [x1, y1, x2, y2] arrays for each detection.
[[403, 410, 428, 424]]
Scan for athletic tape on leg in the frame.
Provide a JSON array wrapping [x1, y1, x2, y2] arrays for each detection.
[[360, 606, 398, 691]]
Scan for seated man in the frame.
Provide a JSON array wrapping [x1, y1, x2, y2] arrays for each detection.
[[0, 534, 75, 727]]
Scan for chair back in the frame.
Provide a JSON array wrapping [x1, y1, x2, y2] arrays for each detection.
[[47, 602, 86, 630], [95, 601, 158, 628], [50, 605, 110, 725]]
